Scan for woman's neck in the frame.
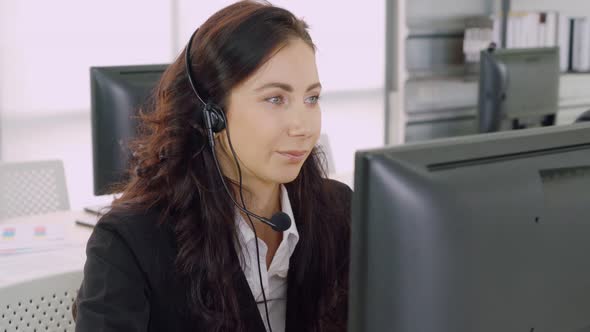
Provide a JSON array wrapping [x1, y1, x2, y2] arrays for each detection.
[[241, 182, 281, 219], [215, 143, 282, 219]]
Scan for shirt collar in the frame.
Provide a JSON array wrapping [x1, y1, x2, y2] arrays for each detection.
[[279, 184, 299, 246]]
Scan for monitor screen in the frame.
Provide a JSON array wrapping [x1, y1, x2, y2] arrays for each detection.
[[90, 64, 167, 195], [349, 123, 590, 331], [478, 47, 560, 133]]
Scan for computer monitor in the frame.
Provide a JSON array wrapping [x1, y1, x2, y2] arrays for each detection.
[[478, 47, 560, 133], [90, 64, 167, 195], [348, 123, 590, 332]]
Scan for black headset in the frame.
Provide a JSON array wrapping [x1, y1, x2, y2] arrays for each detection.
[[184, 28, 291, 233], [183, 27, 291, 332], [184, 28, 226, 148]]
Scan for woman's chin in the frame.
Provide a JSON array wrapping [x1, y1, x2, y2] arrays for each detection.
[[270, 166, 303, 184]]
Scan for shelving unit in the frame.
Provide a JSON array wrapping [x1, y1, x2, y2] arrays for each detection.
[[385, 0, 498, 145], [385, 0, 590, 145]]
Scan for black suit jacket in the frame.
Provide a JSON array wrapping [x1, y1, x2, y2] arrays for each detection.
[[75, 179, 352, 332]]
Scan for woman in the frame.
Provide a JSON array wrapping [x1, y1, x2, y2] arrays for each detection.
[[74, 1, 352, 331]]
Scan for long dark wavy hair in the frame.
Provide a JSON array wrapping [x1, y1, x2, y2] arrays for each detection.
[[106, 1, 349, 331]]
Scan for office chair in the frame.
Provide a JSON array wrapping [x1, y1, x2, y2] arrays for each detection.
[[576, 110, 590, 123], [0, 160, 70, 220], [0, 271, 82, 332]]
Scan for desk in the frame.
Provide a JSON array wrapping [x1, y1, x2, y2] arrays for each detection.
[[0, 210, 97, 289]]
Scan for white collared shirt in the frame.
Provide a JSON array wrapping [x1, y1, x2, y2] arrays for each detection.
[[235, 184, 299, 332]]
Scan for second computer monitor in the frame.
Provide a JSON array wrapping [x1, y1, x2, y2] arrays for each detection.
[[90, 64, 167, 195], [478, 47, 560, 133]]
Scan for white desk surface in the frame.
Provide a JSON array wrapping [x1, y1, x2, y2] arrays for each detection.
[[0, 210, 98, 288]]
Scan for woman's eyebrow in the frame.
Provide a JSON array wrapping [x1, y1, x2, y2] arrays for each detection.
[[254, 82, 322, 92]]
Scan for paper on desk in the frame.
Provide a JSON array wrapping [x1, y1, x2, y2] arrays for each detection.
[[0, 223, 78, 255]]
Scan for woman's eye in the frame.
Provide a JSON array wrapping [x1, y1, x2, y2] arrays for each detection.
[[305, 95, 321, 104], [266, 96, 284, 105]]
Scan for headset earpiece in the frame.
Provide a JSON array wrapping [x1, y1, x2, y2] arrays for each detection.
[[204, 103, 226, 133]]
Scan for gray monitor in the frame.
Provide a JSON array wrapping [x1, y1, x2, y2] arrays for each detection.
[[478, 47, 560, 133], [90, 64, 167, 195], [349, 123, 590, 332]]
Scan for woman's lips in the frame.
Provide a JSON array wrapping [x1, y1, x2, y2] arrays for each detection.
[[277, 150, 307, 163]]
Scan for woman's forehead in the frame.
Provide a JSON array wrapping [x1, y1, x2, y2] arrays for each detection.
[[239, 39, 319, 92]]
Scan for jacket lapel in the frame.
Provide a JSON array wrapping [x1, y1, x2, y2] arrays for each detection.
[[285, 250, 307, 332]]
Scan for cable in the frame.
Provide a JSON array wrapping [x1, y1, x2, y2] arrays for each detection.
[[185, 28, 275, 331], [211, 111, 275, 332]]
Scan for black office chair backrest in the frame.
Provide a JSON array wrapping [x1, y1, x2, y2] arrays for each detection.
[[576, 110, 590, 123]]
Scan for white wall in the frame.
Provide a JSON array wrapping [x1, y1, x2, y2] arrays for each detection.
[[0, 1, 173, 117], [0, 1, 386, 210], [175, 0, 385, 93]]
